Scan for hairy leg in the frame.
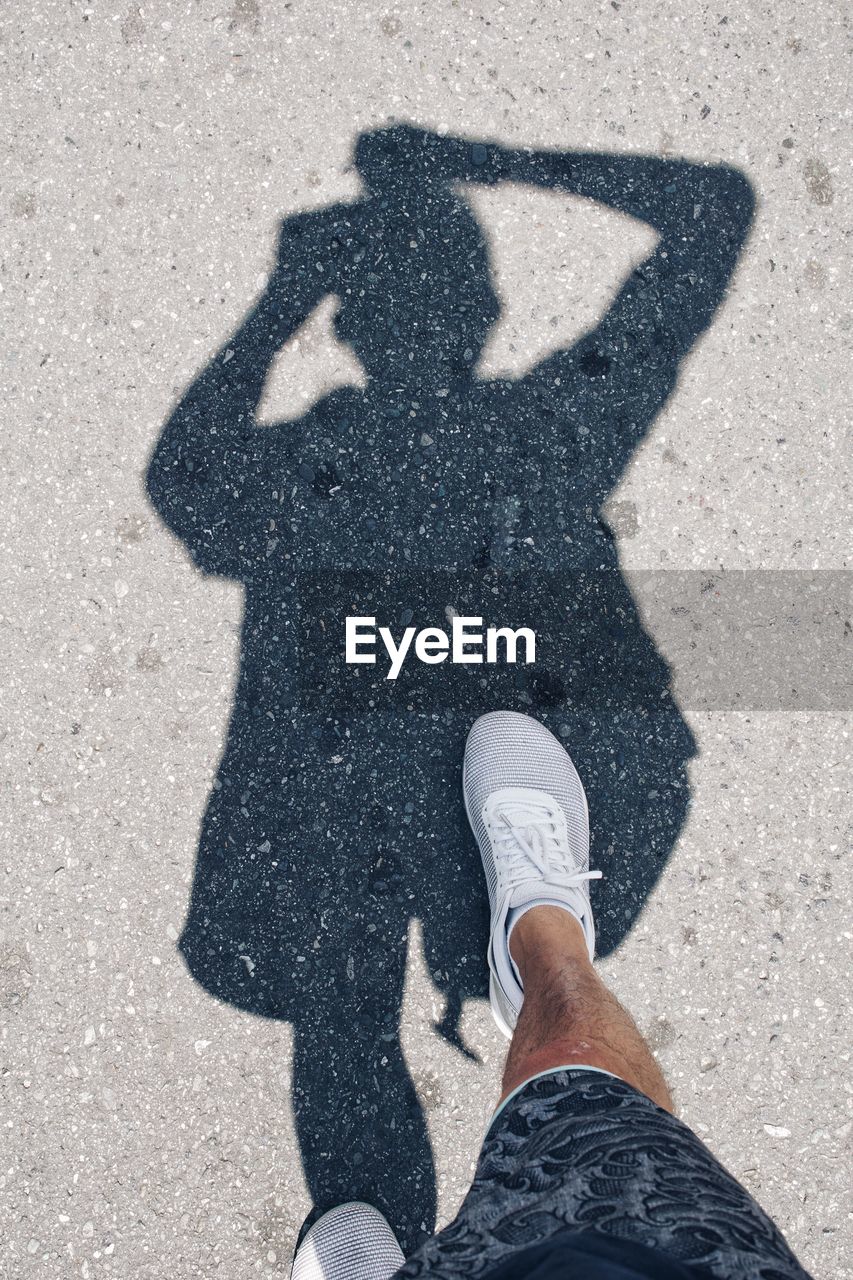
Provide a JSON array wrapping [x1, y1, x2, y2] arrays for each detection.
[[501, 905, 673, 1112]]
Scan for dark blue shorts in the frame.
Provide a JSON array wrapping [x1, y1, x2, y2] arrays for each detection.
[[396, 1068, 813, 1280]]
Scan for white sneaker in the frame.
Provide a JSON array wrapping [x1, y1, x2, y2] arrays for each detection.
[[291, 1203, 404, 1280], [463, 710, 601, 1038]]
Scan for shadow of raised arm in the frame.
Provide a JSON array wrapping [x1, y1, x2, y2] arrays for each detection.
[[146, 212, 332, 578], [369, 128, 755, 502]]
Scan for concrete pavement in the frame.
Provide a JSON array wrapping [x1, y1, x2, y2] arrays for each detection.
[[2, 2, 850, 1276]]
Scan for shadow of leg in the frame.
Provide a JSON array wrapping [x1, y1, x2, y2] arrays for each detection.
[[578, 710, 695, 956], [292, 975, 436, 1254]]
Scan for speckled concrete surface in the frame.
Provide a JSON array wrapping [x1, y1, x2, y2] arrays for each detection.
[[2, 2, 851, 1277]]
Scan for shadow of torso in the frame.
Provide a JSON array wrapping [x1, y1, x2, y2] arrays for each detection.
[[183, 358, 691, 1012]]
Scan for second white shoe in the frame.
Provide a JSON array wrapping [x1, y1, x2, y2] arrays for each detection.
[[463, 710, 602, 1038], [290, 1203, 404, 1280]]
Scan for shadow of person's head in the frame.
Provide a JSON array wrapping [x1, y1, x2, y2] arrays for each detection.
[[323, 125, 502, 387]]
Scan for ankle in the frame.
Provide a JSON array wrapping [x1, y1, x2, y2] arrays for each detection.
[[509, 904, 591, 982]]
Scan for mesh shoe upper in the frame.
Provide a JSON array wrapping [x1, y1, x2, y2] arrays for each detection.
[[291, 1202, 404, 1280]]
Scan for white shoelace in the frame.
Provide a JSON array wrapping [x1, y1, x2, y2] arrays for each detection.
[[493, 799, 602, 893]]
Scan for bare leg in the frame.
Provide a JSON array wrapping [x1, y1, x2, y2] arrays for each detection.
[[501, 906, 673, 1112]]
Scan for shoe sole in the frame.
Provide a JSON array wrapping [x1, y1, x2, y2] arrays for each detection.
[[463, 755, 514, 1037]]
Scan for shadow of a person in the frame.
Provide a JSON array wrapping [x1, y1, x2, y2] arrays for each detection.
[[146, 125, 753, 1249]]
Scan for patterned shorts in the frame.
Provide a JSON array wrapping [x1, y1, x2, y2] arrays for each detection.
[[396, 1068, 812, 1280]]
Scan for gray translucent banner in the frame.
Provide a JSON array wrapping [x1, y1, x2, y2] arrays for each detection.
[[626, 570, 850, 712], [280, 568, 850, 714], [261, 568, 850, 716]]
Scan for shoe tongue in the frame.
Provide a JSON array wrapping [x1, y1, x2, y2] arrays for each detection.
[[508, 879, 589, 926], [508, 878, 556, 910]]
